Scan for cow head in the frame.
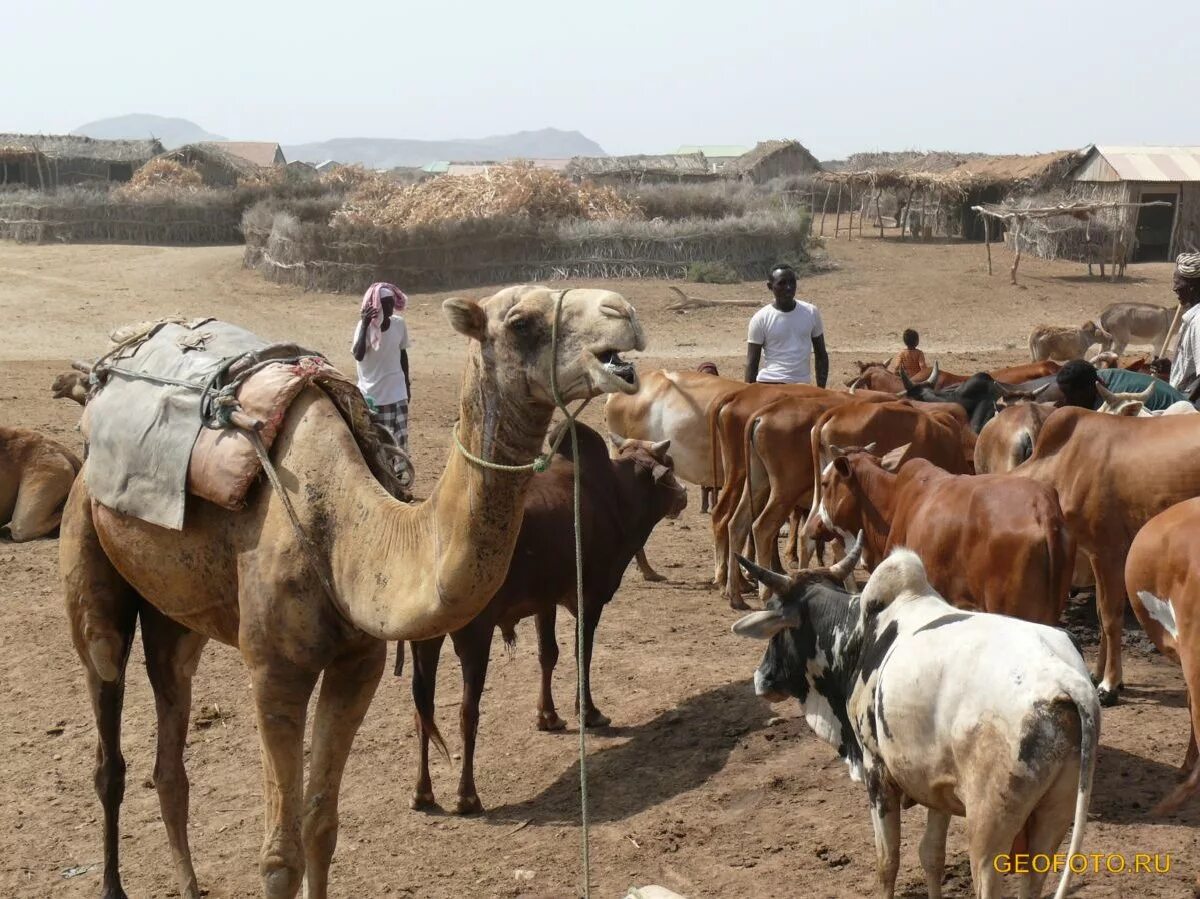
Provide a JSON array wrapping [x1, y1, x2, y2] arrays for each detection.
[[994, 382, 1051, 409], [896, 361, 940, 396], [804, 444, 904, 554], [730, 535, 869, 775], [609, 433, 688, 520], [1096, 381, 1155, 417]]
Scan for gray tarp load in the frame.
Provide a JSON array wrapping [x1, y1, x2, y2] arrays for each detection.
[[80, 318, 410, 530]]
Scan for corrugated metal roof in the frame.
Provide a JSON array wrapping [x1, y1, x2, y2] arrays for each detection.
[[675, 144, 750, 158], [423, 160, 449, 173], [1075, 146, 1200, 183]]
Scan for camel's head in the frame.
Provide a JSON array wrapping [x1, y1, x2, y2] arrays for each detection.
[[51, 371, 89, 406], [444, 285, 647, 405]]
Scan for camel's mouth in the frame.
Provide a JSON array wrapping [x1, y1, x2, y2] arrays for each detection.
[[596, 350, 637, 386]]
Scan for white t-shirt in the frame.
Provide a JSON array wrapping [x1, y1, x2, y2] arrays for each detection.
[[353, 317, 410, 406], [747, 301, 824, 384]]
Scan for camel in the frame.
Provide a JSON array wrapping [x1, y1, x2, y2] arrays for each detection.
[[1, 426, 80, 541], [61, 285, 646, 899]]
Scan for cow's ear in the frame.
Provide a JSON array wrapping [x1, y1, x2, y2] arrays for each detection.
[[731, 608, 796, 640], [833, 456, 852, 478], [1115, 402, 1143, 417], [880, 443, 911, 472]]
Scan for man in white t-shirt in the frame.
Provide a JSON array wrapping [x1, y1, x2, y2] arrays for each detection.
[[352, 283, 411, 455], [745, 264, 828, 387]]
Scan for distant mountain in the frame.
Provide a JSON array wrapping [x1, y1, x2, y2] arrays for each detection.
[[73, 115, 225, 149], [283, 128, 607, 169]]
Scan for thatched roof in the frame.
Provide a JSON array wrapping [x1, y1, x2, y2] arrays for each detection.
[[199, 141, 285, 167], [728, 140, 821, 175], [566, 153, 713, 178], [0, 133, 163, 161], [819, 149, 1085, 196], [159, 144, 258, 180]]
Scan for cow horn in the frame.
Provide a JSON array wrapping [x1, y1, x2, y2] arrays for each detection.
[[609, 432, 628, 448], [1137, 384, 1156, 402], [734, 554, 794, 596], [1096, 381, 1116, 402], [649, 439, 671, 458], [827, 531, 864, 583], [1031, 383, 1051, 397], [916, 361, 940, 387], [899, 369, 915, 391], [862, 441, 878, 454]]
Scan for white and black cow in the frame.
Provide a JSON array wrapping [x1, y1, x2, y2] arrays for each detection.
[[732, 541, 1099, 899]]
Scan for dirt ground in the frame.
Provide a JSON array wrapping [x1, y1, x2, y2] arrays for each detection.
[[2, 231, 1198, 898]]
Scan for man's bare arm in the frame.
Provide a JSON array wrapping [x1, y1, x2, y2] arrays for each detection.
[[813, 335, 829, 389], [745, 343, 762, 383]]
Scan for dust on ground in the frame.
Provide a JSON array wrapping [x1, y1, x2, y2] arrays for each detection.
[[1, 232, 1197, 898]]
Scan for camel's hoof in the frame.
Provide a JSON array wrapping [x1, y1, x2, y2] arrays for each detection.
[[1097, 684, 1122, 707], [537, 711, 567, 732], [454, 795, 484, 815], [582, 709, 612, 729], [410, 790, 438, 811], [101, 887, 130, 899]]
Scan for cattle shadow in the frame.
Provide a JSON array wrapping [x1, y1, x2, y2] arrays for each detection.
[[1090, 744, 1200, 827], [483, 679, 769, 826], [1120, 683, 1189, 711]]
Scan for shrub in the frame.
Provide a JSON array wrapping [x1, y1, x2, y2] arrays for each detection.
[[686, 261, 741, 284]]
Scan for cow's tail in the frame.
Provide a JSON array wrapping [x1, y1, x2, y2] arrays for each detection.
[[709, 398, 728, 492], [1052, 682, 1100, 899], [745, 415, 762, 526], [1046, 505, 1075, 623]]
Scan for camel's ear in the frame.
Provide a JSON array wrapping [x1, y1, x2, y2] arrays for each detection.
[[444, 297, 488, 341]]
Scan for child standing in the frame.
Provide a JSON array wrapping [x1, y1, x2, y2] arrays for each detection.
[[352, 282, 411, 462], [888, 328, 927, 378]]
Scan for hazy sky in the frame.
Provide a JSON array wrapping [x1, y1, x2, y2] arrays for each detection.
[[8, 0, 1196, 158]]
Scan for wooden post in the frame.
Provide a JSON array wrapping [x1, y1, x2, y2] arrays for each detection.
[[846, 183, 854, 240], [1159, 304, 1184, 358], [1010, 216, 1023, 284], [920, 191, 929, 241], [834, 184, 843, 237], [983, 213, 993, 275], [1109, 226, 1120, 283], [858, 192, 868, 236], [876, 188, 884, 238], [819, 185, 831, 236]]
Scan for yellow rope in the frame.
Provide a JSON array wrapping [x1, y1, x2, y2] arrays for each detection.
[[451, 289, 593, 897]]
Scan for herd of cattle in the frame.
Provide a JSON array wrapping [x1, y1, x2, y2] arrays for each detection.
[[1, 295, 1197, 897], [603, 299, 1200, 896]]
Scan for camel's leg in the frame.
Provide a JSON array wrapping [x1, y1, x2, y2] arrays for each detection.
[[535, 607, 565, 731], [302, 644, 385, 899], [141, 606, 207, 899], [574, 607, 610, 729], [409, 636, 445, 811], [247, 659, 319, 899], [8, 460, 74, 542], [919, 809, 950, 899], [633, 548, 666, 583], [1091, 550, 1128, 705], [451, 624, 493, 814], [62, 480, 139, 899]]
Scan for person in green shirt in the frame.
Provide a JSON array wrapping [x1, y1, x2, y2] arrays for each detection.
[[1055, 359, 1188, 412]]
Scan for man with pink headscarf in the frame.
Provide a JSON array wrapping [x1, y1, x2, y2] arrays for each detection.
[[352, 282, 411, 466]]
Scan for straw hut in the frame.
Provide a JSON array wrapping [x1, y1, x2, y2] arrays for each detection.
[[198, 141, 286, 168], [565, 153, 716, 185], [728, 140, 821, 184], [0, 134, 163, 188], [158, 144, 258, 188], [675, 145, 751, 171]]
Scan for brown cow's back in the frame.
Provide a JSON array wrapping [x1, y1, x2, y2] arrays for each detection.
[[887, 459, 1072, 625]]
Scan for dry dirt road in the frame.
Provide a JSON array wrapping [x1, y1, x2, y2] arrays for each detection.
[[1, 233, 1197, 897]]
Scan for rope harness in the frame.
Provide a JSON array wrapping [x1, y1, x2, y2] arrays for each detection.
[[449, 288, 594, 898]]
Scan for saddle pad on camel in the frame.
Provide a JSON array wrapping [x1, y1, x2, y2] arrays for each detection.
[[83, 320, 285, 529]]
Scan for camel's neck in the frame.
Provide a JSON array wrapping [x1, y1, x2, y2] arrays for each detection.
[[849, 464, 897, 569], [327, 349, 553, 641]]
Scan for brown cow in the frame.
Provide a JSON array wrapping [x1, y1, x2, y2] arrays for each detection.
[[1125, 496, 1200, 813], [846, 360, 1061, 393], [404, 422, 686, 814], [805, 449, 1073, 626], [1018, 408, 1200, 705]]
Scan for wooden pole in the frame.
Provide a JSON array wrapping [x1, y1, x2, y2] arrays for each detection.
[[983, 213, 993, 275], [858, 192, 867, 236], [819, 185, 831, 236], [920, 191, 929, 241], [1010, 216, 1023, 284], [834, 184, 843, 238], [1159, 304, 1184, 358], [846, 183, 854, 240], [876, 188, 884, 238]]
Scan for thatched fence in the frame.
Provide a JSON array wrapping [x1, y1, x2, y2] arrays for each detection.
[[0, 191, 244, 244], [243, 205, 811, 293]]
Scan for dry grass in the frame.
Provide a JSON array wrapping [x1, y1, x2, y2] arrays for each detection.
[[331, 162, 641, 229], [115, 158, 204, 198]]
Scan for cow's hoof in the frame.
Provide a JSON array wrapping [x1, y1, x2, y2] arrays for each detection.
[[641, 571, 667, 583], [1097, 684, 1122, 707], [101, 887, 130, 899], [454, 795, 483, 815], [729, 596, 751, 611], [582, 709, 612, 729], [410, 790, 438, 811], [537, 711, 566, 732]]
